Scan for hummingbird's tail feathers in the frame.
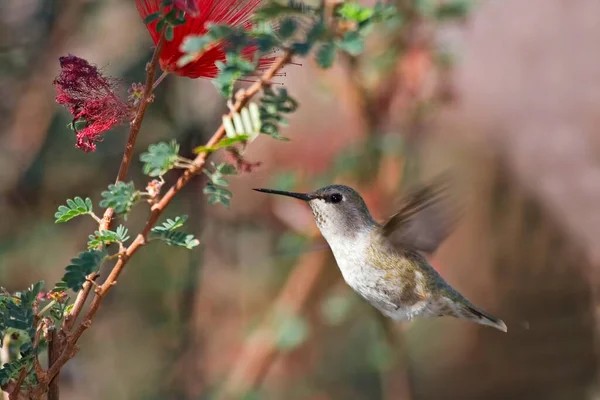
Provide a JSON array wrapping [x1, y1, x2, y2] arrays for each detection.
[[462, 304, 508, 333]]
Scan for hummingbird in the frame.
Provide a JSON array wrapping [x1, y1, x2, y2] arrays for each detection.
[[254, 179, 507, 332]]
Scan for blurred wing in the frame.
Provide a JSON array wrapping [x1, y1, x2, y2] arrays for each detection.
[[381, 176, 461, 254]]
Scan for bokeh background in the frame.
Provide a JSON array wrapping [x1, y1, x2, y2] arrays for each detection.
[[1, 0, 599, 399]]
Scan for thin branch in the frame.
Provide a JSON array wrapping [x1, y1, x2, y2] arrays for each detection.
[[30, 50, 294, 397], [36, 301, 56, 319], [100, 33, 167, 232], [63, 33, 166, 331], [32, 325, 45, 380], [47, 328, 60, 400], [8, 367, 27, 400]]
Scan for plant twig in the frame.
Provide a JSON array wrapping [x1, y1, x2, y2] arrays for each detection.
[[100, 33, 167, 232], [63, 34, 166, 332], [47, 328, 60, 400], [32, 325, 44, 380], [30, 49, 294, 398], [9, 367, 27, 400]]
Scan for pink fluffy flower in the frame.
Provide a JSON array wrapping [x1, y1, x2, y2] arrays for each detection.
[[54, 55, 129, 152]]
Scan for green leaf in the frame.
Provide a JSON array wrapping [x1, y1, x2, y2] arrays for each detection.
[[253, 2, 316, 21], [143, 11, 162, 24], [54, 250, 106, 292], [278, 18, 297, 39], [212, 52, 258, 97], [337, 2, 374, 22], [206, 23, 237, 40], [156, 18, 167, 34], [215, 162, 236, 175], [0, 352, 34, 386], [292, 24, 320, 56], [372, 3, 403, 25], [152, 215, 188, 233], [306, 21, 326, 44], [436, 0, 473, 20], [320, 293, 354, 325], [180, 34, 213, 54], [150, 231, 200, 249], [87, 225, 130, 249], [0, 282, 44, 340], [99, 182, 139, 216], [338, 31, 364, 56], [150, 216, 199, 249], [275, 311, 309, 350], [254, 33, 279, 52], [73, 119, 88, 131], [316, 41, 336, 68], [193, 135, 249, 154], [203, 184, 232, 207], [55, 197, 93, 223], [165, 25, 174, 41], [140, 140, 180, 177]]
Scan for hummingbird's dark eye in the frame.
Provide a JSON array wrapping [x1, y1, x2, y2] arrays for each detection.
[[329, 193, 343, 203]]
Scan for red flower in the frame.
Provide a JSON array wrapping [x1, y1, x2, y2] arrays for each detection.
[[135, 0, 276, 79], [54, 55, 129, 152]]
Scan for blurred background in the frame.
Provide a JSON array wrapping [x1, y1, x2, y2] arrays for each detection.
[[1, 0, 599, 399]]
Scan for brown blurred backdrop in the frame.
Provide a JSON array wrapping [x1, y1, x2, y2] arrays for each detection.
[[0, 0, 598, 399]]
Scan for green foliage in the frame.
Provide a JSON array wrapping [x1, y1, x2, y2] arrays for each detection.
[[0, 282, 43, 339], [54, 197, 94, 223], [213, 52, 257, 97], [253, 1, 318, 21], [0, 352, 34, 386], [274, 309, 309, 350], [337, 2, 374, 22], [49, 300, 71, 323], [338, 31, 364, 56], [99, 181, 139, 216], [87, 226, 129, 249], [194, 135, 250, 154], [152, 215, 188, 232], [67, 118, 88, 132], [278, 18, 297, 39], [146, 6, 186, 40], [143, 11, 161, 24], [165, 25, 174, 41], [54, 250, 106, 292], [436, 0, 474, 20], [259, 87, 298, 140], [150, 215, 199, 249], [140, 140, 180, 177], [222, 103, 262, 141], [320, 292, 355, 325], [292, 21, 326, 55], [203, 162, 236, 207], [204, 184, 233, 207], [316, 41, 336, 68]]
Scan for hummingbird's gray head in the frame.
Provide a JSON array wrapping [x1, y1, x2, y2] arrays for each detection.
[[254, 185, 377, 241]]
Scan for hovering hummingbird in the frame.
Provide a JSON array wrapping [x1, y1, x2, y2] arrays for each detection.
[[254, 179, 507, 332]]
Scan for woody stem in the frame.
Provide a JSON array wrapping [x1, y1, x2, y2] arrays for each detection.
[[63, 32, 166, 333]]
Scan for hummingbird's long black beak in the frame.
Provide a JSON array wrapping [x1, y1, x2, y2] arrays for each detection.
[[253, 188, 316, 201]]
